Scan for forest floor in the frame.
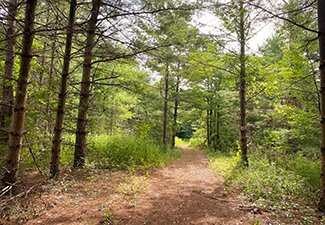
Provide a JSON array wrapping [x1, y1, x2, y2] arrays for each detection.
[[3, 146, 278, 225]]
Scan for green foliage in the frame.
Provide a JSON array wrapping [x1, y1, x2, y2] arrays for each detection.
[[209, 150, 319, 205], [86, 135, 181, 170], [209, 149, 322, 223], [277, 153, 320, 190], [189, 137, 205, 147], [176, 123, 194, 140], [101, 208, 115, 225], [175, 137, 188, 146], [0, 144, 6, 175], [18, 134, 180, 175]]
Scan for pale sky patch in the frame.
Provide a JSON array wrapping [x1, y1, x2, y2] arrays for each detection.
[[191, 8, 276, 53]]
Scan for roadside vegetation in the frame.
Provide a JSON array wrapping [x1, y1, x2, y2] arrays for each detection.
[[208, 149, 322, 224]]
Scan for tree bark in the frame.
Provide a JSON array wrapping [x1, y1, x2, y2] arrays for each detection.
[[318, 0, 325, 212], [239, 0, 248, 167], [212, 108, 217, 151], [171, 75, 180, 149], [216, 104, 221, 150], [2, 0, 38, 186], [206, 94, 213, 148], [206, 109, 211, 147], [44, 32, 57, 133], [162, 63, 169, 149], [50, 0, 77, 178], [74, 0, 101, 168], [0, 0, 18, 145], [208, 109, 213, 147]]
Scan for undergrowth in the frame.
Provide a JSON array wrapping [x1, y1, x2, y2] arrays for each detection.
[[208, 150, 321, 224], [19, 134, 181, 173], [86, 135, 181, 170], [175, 137, 188, 146]]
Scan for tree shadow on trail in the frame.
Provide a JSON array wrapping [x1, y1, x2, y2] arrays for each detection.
[[114, 172, 255, 225]]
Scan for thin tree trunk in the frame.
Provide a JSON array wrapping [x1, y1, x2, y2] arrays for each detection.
[[206, 80, 213, 148], [171, 76, 180, 149], [0, 0, 17, 145], [2, 0, 38, 186], [209, 109, 213, 147], [318, 0, 325, 212], [74, 0, 101, 168], [162, 63, 169, 149], [39, 41, 47, 86], [212, 108, 217, 151], [50, 0, 77, 178], [216, 104, 221, 150], [206, 109, 211, 147], [239, 0, 248, 167], [45, 33, 57, 133]]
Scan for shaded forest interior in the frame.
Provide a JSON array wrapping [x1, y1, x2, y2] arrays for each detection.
[[0, 0, 325, 224]]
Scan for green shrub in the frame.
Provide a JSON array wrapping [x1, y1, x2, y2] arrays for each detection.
[[189, 137, 205, 147], [175, 137, 188, 146], [60, 134, 75, 166], [86, 135, 181, 170], [17, 134, 180, 174], [279, 153, 320, 192], [209, 151, 319, 204]]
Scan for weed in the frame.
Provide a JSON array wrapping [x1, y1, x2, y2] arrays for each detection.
[[86, 135, 181, 170], [189, 137, 205, 147], [209, 150, 321, 224], [118, 175, 147, 196], [16, 134, 181, 175], [101, 208, 114, 225], [175, 137, 189, 146]]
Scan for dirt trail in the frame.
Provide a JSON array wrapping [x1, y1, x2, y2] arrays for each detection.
[[22, 147, 261, 225], [114, 146, 258, 225]]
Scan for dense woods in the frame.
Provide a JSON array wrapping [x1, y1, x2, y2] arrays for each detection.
[[0, 0, 324, 223]]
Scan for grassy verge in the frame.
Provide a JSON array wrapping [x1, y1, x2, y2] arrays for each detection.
[[208, 150, 322, 224]]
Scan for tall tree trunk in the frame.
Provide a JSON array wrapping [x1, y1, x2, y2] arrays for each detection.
[[209, 109, 213, 147], [162, 63, 169, 149], [212, 108, 217, 151], [2, 0, 37, 186], [38, 41, 47, 86], [0, 0, 18, 145], [44, 32, 57, 133], [216, 104, 221, 150], [171, 76, 180, 149], [239, 0, 248, 167], [206, 109, 211, 147], [318, 0, 325, 212], [74, 0, 101, 168], [50, 0, 77, 178]]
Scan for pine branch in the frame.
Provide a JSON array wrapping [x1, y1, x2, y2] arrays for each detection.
[[246, 1, 318, 34]]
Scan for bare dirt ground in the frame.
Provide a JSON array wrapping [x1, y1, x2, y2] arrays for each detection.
[[2, 147, 267, 225], [113, 146, 262, 225]]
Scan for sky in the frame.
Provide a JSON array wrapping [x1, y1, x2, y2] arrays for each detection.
[[192, 9, 276, 53]]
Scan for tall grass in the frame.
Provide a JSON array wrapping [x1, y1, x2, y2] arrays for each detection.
[[209, 150, 322, 223], [18, 134, 181, 173], [175, 137, 188, 146], [209, 151, 319, 204], [86, 135, 181, 170], [189, 137, 205, 147]]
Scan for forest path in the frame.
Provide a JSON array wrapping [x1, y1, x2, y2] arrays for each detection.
[[24, 146, 261, 225], [113, 146, 258, 225]]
